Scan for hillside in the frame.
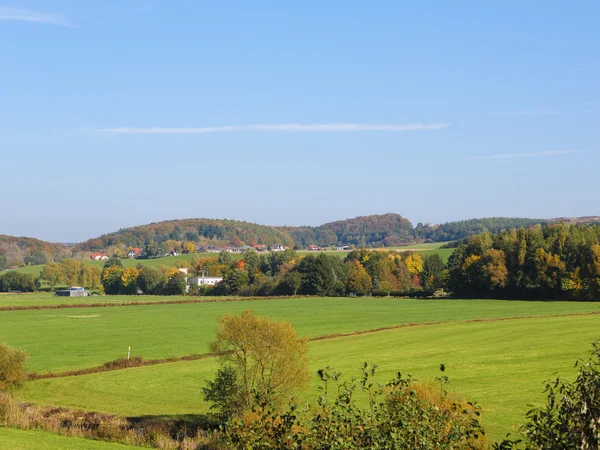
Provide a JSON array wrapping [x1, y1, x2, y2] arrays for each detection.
[[75, 218, 295, 252], [0, 235, 71, 269], [2, 214, 600, 269]]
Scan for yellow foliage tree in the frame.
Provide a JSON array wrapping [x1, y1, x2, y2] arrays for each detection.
[[186, 242, 196, 254], [210, 310, 309, 410], [405, 253, 424, 275], [461, 254, 481, 271], [121, 267, 140, 287]]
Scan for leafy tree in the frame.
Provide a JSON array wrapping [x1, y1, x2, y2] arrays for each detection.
[[137, 266, 165, 295], [203, 365, 243, 420], [222, 269, 249, 294], [0, 272, 39, 292], [405, 253, 424, 275], [218, 250, 232, 265], [277, 270, 301, 296], [103, 257, 122, 269], [120, 267, 140, 295], [144, 240, 159, 258], [422, 253, 446, 291], [0, 343, 27, 392], [101, 266, 124, 295], [209, 310, 309, 410], [163, 271, 187, 295], [81, 265, 102, 290], [60, 259, 82, 287], [346, 260, 372, 295], [40, 262, 64, 291], [481, 249, 509, 290]]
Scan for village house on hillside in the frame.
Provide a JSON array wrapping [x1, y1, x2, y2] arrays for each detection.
[[90, 252, 109, 261], [127, 248, 143, 258], [307, 244, 320, 251], [271, 244, 287, 252], [254, 244, 268, 252]]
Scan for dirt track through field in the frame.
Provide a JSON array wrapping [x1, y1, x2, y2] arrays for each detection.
[[28, 310, 600, 381]]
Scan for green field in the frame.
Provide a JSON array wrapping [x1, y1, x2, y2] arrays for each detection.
[[4, 293, 599, 446], [2, 296, 600, 373], [0, 426, 139, 449], [0, 292, 232, 307], [16, 314, 600, 442]]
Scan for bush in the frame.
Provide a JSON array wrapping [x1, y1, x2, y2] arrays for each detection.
[[225, 363, 487, 449], [0, 343, 28, 392], [0, 271, 39, 292], [518, 341, 600, 449]]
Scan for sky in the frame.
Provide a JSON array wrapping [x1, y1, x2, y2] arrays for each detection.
[[0, 1, 598, 242]]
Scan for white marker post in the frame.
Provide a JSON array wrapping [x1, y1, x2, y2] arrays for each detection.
[[127, 346, 131, 360]]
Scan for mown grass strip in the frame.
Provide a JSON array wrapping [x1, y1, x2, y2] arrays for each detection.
[[29, 309, 600, 380]]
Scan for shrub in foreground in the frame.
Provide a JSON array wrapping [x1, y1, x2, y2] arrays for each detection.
[[224, 363, 487, 450], [0, 343, 27, 392]]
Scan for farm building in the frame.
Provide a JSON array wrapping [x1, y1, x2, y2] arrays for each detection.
[[127, 248, 143, 258], [188, 276, 223, 286], [307, 244, 321, 251], [271, 244, 287, 252], [55, 286, 90, 297], [90, 252, 109, 261]]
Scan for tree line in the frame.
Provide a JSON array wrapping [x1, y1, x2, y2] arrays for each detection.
[[447, 223, 600, 300]]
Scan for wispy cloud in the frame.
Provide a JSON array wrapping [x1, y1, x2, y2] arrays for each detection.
[[0, 6, 70, 26], [98, 123, 449, 136], [483, 108, 562, 117], [468, 150, 584, 161]]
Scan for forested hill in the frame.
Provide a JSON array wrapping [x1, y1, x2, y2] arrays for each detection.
[[0, 235, 72, 269], [3, 215, 600, 268], [77, 214, 553, 251], [76, 218, 295, 251]]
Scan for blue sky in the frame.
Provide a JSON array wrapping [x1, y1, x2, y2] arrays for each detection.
[[1, 1, 598, 242]]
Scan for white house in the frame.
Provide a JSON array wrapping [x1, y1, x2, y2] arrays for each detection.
[[189, 276, 223, 286], [271, 244, 287, 252]]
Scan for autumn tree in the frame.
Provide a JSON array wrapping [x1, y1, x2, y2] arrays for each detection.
[[0, 343, 27, 392], [481, 248, 508, 289], [101, 265, 124, 295], [209, 310, 309, 410], [81, 265, 102, 290], [405, 252, 424, 275], [346, 260, 372, 295], [40, 262, 63, 291], [120, 267, 140, 295], [60, 259, 82, 287]]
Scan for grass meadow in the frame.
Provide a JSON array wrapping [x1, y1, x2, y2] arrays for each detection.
[[15, 314, 600, 442], [2, 296, 600, 373], [0, 426, 139, 449], [3, 293, 600, 445]]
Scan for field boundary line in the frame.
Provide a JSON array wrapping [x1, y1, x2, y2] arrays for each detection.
[[28, 310, 600, 381], [0, 295, 320, 312]]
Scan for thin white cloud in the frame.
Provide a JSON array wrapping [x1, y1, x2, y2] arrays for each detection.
[[98, 123, 450, 135], [483, 108, 562, 117], [0, 6, 70, 26], [468, 150, 584, 161]]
